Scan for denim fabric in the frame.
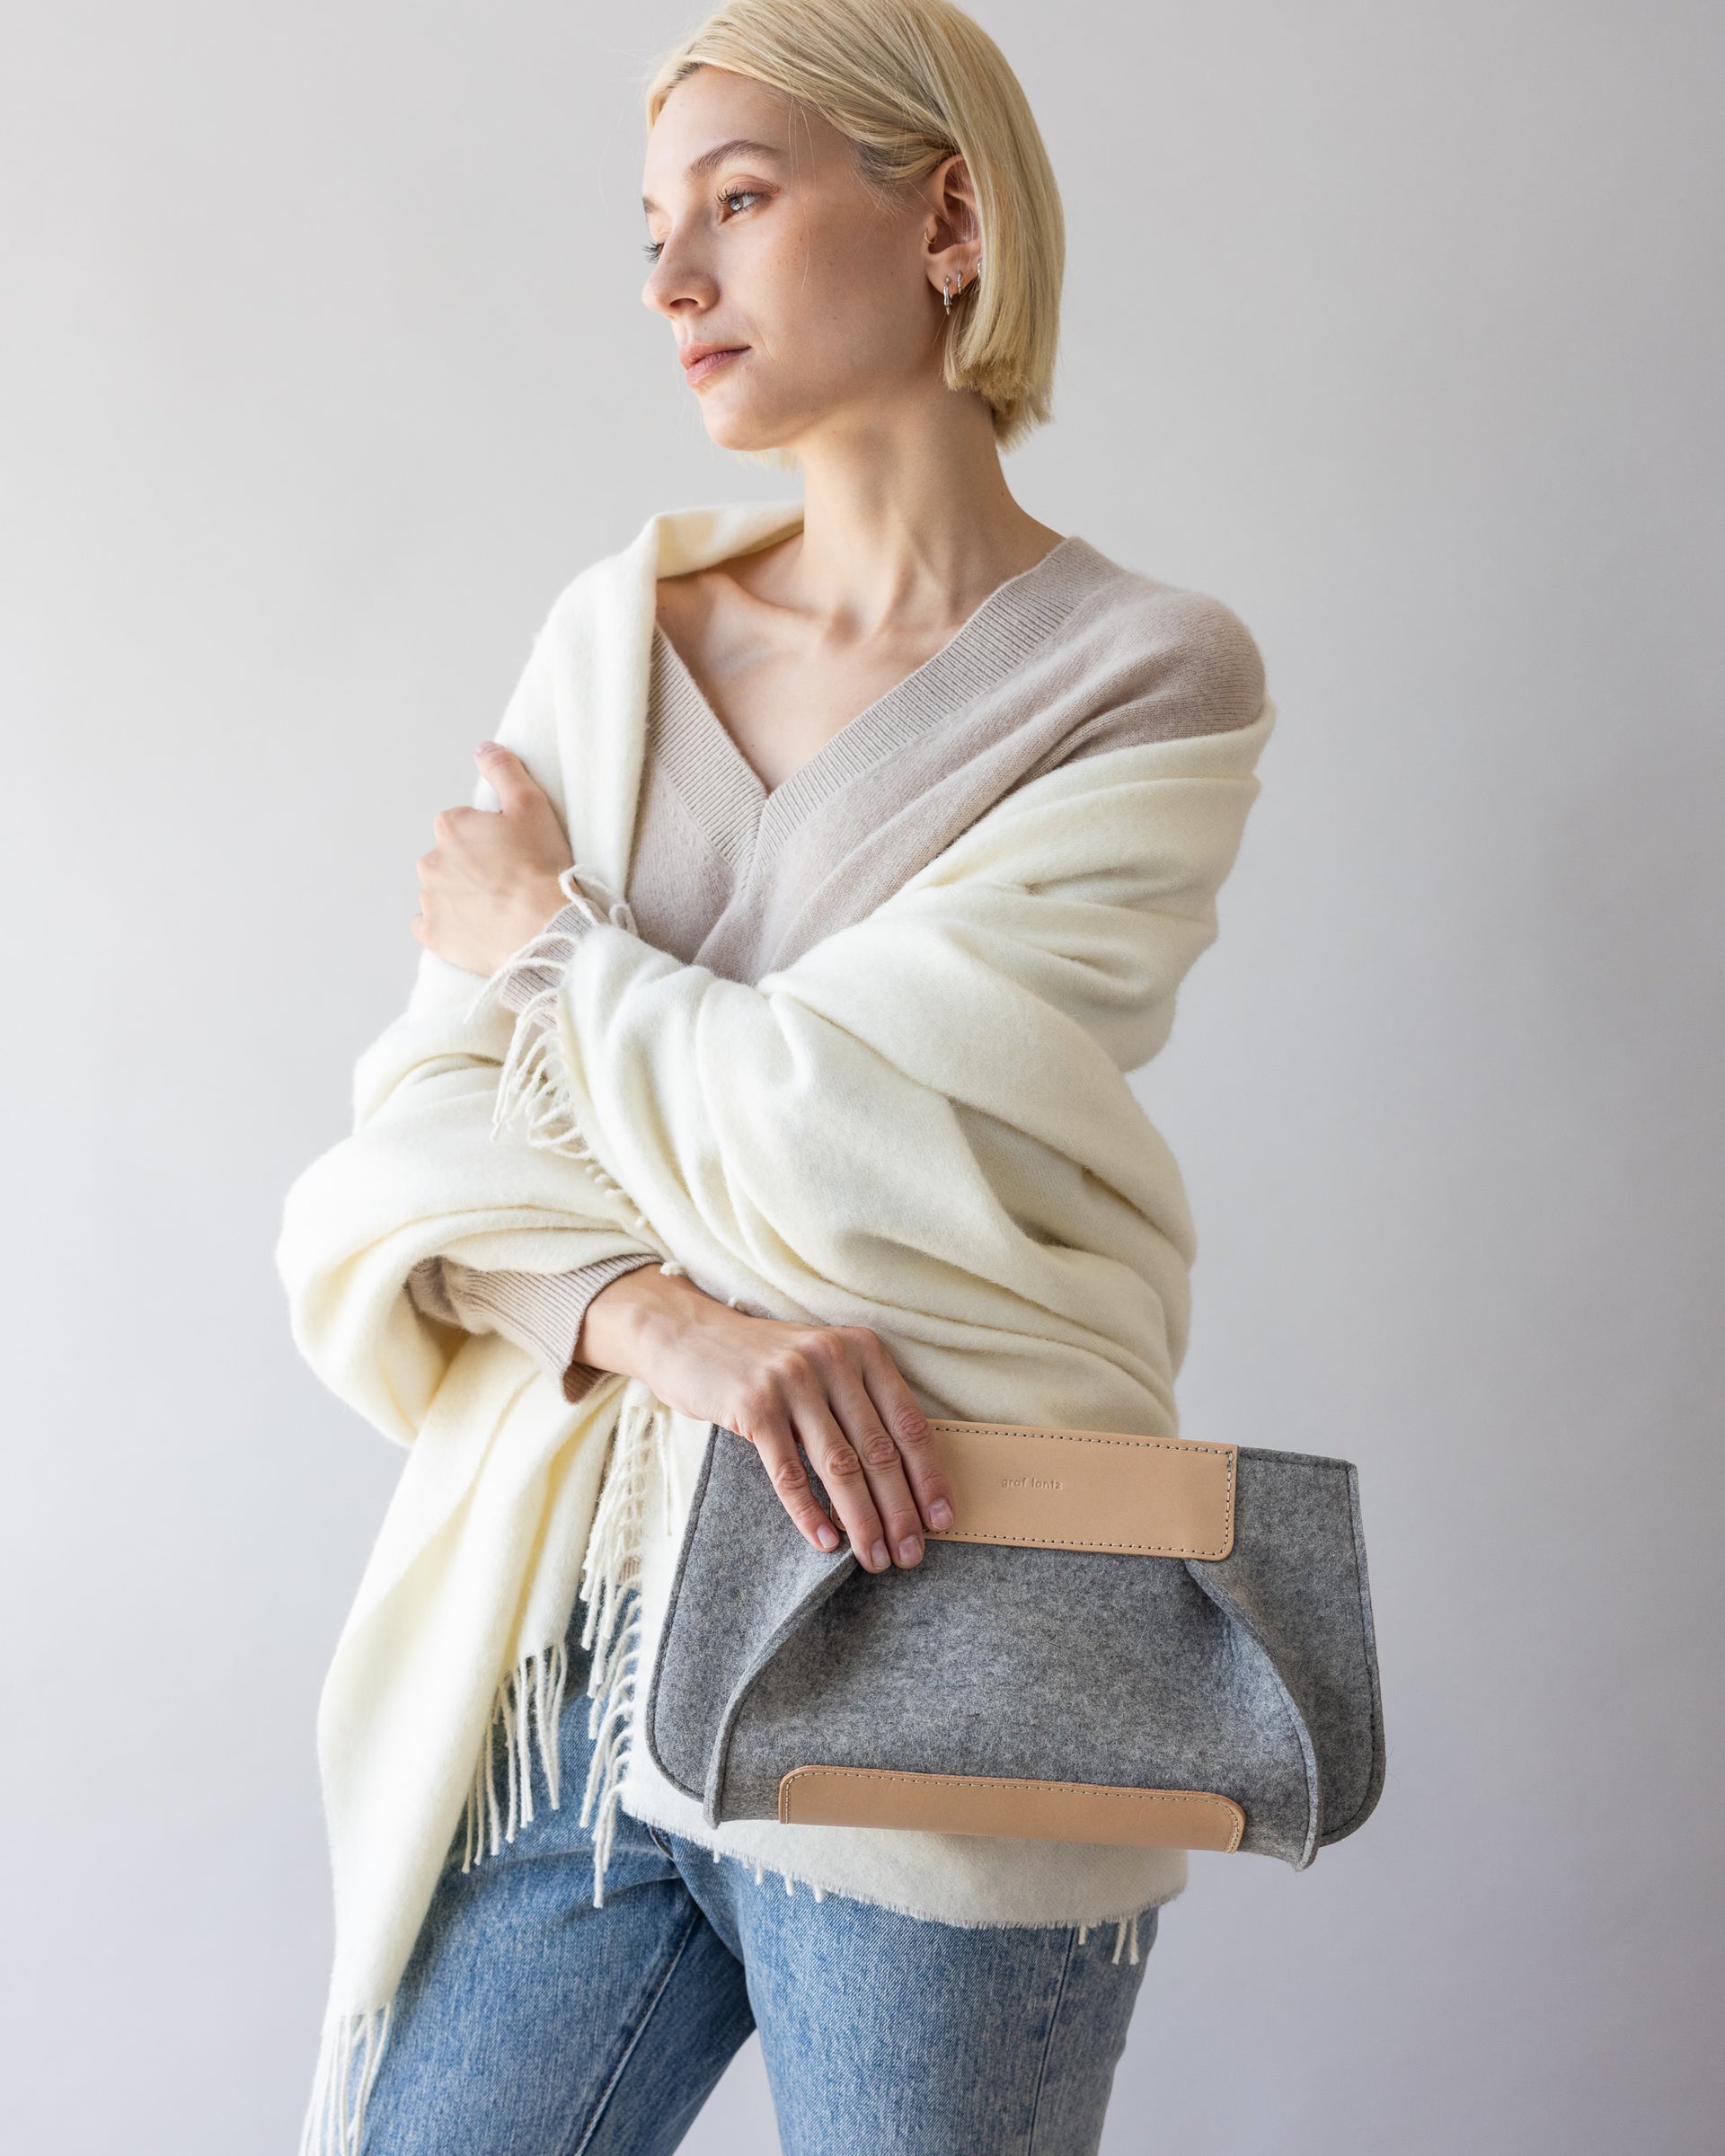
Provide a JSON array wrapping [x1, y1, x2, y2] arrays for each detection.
[[361, 1617, 1154, 2156]]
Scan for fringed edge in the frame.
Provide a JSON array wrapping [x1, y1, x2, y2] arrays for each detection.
[[574, 1384, 667, 1907], [450, 1378, 669, 1913], [297, 2001, 393, 2156], [681, 1842, 828, 1902], [457, 862, 663, 1241], [456, 1638, 572, 1871], [490, 1043, 667, 1288], [553, 861, 638, 938], [489, 1000, 660, 1249]]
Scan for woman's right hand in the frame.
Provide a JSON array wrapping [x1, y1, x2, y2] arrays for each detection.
[[576, 1267, 954, 1573]]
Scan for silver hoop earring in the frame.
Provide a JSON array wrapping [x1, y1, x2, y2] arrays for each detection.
[[942, 274, 954, 316]]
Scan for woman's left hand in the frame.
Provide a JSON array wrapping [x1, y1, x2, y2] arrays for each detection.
[[411, 742, 575, 976]]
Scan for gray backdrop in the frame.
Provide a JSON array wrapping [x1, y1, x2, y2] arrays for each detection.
[[4, 4, 1720, 2151]]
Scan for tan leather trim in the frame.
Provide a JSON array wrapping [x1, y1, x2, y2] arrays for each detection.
[[919, 1418, 1236, 1560], [778, 1766, 1245, 1852]]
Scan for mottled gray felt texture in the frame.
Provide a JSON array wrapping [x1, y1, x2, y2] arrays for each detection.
[[645, 1427, 1385, 1868]]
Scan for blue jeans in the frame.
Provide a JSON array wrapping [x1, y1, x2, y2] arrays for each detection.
[[360, 1621, 1156, 2155]]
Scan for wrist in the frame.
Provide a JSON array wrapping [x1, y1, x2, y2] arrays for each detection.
[[577, 1263, 712, 1381], [480, 878, 580, 981], [519, 875, 575, 945]]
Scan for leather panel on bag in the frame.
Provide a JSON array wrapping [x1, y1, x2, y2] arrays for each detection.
[[922, 1418, 1236, 1560], [778, 1765, 1246, 1851]]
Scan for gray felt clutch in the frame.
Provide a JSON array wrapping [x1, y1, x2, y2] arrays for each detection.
[[644, 1418, 1385, 1867]]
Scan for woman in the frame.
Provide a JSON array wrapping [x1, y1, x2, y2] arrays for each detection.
[[278, 3, 1274, 2151]]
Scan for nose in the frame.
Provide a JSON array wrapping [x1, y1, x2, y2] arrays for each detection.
[[641, 231, 715, 320]]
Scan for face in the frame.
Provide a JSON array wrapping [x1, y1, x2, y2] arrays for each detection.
[[640, 66, 971, 453]]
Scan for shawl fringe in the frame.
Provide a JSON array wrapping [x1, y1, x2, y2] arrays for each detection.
[[465, 863, 668, 1261], [456, 1639, 572, 1870], [452, 867, 684, 1901], [452, 1377, 668, 1905], [297, 2001, 392, 2156], [571, 1379, 663, 1903]]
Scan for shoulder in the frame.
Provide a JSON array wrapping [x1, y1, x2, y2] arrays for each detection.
[[535, 504, 801, 648], [1053, 541, 1268, 742]]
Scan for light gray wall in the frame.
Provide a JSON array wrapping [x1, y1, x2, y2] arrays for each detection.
[[3, 4, 1719, 2151]]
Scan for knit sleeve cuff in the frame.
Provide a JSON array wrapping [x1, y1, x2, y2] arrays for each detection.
[[405, 1254, 462, 1328], [437, 1250, 665, 1401], [492, 900, 598, 1016]]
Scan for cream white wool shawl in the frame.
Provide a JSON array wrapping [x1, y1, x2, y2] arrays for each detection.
[[277, 499, 1274, 2151]]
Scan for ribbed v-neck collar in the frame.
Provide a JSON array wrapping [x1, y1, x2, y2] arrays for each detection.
[[651, 535, 1113, 871]]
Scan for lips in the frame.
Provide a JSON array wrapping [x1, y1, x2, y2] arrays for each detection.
[[682, 344, 748, 386]]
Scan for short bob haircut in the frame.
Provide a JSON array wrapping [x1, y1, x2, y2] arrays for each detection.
[[644, 0, 1066, 455]]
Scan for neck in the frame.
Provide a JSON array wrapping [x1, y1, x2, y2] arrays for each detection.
[[764, 388, 1064, 637]]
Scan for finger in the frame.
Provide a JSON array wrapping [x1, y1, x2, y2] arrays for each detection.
[[795, 1400, 892, 1573], [746, 1420, 843, 1555], [852, 1343, 954, 1535], [473, 741, 543, 814], [832, 1386, 927, 1568]]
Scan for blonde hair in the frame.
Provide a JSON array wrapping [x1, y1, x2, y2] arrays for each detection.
[[644, 0, 1065, 453]]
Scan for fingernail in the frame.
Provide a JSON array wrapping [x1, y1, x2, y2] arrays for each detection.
[[928, 1499, 953, 1530], [898, 1536, 923, 1567], [474, 740, 498, 756], [815, 1523, 839, 1552], [870, 1540, 889, 1571]]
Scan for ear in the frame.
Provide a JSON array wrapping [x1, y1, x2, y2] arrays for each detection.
[[920, 151, 982, 304]]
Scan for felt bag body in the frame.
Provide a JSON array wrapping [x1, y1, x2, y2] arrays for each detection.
[[644, 1418, 1385, 1868]]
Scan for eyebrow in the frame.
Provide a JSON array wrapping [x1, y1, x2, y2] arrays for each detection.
[[641, 137, 786, 213]]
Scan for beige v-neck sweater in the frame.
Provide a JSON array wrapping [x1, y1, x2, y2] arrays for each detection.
[[409, 535, 1266, 1401]]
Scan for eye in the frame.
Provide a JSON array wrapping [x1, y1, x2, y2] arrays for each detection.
[[642, 238, 664, 262], [719, 187, 764, 217]]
